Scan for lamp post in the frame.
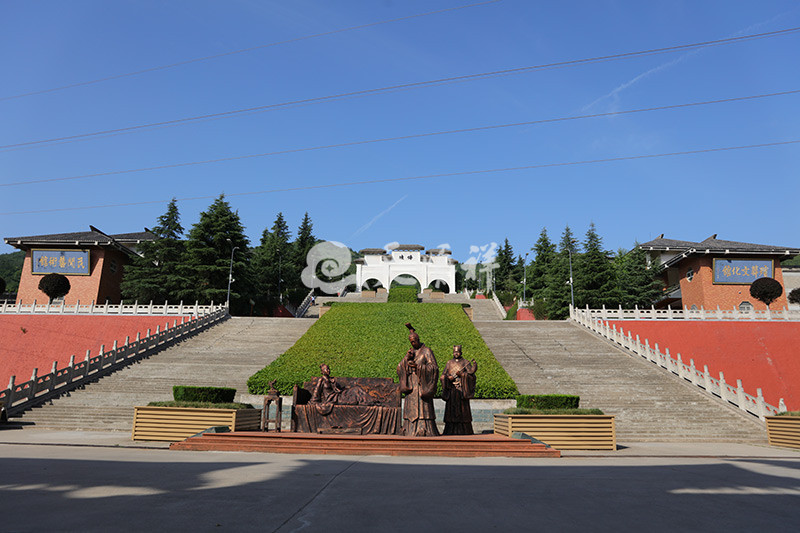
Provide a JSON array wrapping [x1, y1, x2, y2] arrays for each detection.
[[567, 244, 575, 309], [522, 252, 529, 305], [226, 239, 239, 309]]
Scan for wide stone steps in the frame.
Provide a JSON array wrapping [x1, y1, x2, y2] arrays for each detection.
[[13, 317, 313, 431], [474, 320, 767, 443]]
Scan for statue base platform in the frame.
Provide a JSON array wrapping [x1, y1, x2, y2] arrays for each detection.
[[169, 431, 561, 458]]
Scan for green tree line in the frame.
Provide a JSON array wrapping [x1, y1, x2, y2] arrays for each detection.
[[479, 224, 665, 319], [121, 196, 318, 315]]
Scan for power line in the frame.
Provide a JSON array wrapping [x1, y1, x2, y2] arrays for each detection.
[[1, 138, 796, 215], [0, 0, 502, 102], [3, 26, 798, 151], [2, 88, 798, 188]]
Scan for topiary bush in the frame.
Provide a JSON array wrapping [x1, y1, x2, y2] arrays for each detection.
[[388, 286, 418, 303], [38, 273, 70, 302], [750, 277, 783, 308], [788, 287, 800, 305], [173, 386, 236, 403], [516, 394, 579, 410]]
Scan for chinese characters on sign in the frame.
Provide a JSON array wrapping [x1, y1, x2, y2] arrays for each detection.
[[712, 259, 772, 284], [32, 250, 90, 275]]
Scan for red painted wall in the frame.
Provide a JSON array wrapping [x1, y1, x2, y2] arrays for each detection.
[[0, 315, 192, 388], [607, 320, 800, 410]]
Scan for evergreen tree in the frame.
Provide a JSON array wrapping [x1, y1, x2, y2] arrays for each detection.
[[495, 238, 518, 292], [252, 212, 292, 312], [575, 223, 619, 309], [291, 212, 316, 296], [544, 225, 579, 319], [179, 195, 251, 311], [614, 244, 664, 308], [527, 228, 556, 302], [121, 198, 186, 303]]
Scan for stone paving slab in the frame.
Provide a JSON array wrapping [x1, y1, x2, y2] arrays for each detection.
[[2, 433, 800, 532]]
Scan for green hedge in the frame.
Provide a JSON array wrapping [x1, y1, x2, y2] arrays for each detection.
[[516, 394, 579, 409], [247, 303, 518, 398], [173, 386, 236, 404], [503, 407, 604, 415], [148, 401, 253, 409], [776, 411, 800, 416], [504, 301, 518, 320], [387, 286, 418, 303]]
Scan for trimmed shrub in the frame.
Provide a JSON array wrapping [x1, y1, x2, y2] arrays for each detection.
[[148, 401, 253, 409], [503, 407, 604, 415], [504, 301, 518, 320], [388, 286, 418, 303], [750, 277, 783, 308], [776, 411, 800, 416], [516, 394, 580, 410], [38, 273, 71, 302], [788, 288, 800, 305], [247, 302, 518, 398], [173, 385, 236, 404]]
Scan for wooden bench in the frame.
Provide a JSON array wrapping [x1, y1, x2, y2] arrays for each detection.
[[292, 377, 402, 435]]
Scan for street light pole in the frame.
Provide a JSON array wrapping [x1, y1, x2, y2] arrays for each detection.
[[226, 239, 239, 309], [567, 246, 575, 309]]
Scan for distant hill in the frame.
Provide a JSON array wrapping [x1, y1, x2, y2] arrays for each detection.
[[0, 251, 24, 292]]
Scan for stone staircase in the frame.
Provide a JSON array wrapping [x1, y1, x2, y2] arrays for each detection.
[[468, 298, 505, 320], [13, 317, 313, 432], [474, 320, 767, 443]]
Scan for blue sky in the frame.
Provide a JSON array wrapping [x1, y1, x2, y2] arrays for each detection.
[[2, 0, 799, 262]]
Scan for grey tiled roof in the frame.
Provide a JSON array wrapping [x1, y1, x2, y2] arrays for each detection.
[[4, 227, 155, 255], [639, 235, 799, 254]]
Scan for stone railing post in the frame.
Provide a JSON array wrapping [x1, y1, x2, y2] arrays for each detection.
[[736, 380, 747, 412], [703, 365, 711, 391], [49, 361, 58, 393], [5, 376, 15, 409], [756, 389, 766, 420], [28, 368, 38, 401], [718, 372, 727, 402]]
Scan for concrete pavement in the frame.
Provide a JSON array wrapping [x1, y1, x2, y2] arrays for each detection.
[[1, 427, 799, 532]]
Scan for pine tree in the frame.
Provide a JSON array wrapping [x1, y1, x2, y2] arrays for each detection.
[[575, 223, 619, 309], [178, 195, 251, 311], [528, 228, 556, 302], [252, 212, 292, 313], [121, 198, 187, 303], [495, 238, 518, 292], [614, 244, 664, 308], [291, 212, 316, 296], [544, 225, 578, 319]]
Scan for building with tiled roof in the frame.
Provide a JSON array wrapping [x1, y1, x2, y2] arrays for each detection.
[[5, 226, 155, 305], [639, 234, 800, 310]]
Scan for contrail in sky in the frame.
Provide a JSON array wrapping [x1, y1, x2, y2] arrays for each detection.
[[351, 195, 408, 238]]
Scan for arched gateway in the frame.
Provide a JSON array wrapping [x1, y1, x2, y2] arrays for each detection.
[[355, 245, 456, 294]]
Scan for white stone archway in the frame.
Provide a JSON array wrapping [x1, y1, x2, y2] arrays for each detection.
[[355, 245, 456, 294]]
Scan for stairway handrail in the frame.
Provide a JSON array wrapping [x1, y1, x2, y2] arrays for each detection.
[[491, 292, 506, 319], [0, 300, 224, 316], [583, 304, 800, 321], [0, 307, 229, 417], [295, 289, 315, 318], [570, 305, 786, 421]]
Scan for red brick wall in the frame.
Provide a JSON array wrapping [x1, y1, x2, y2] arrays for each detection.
[[16, 247, 130, 305], [677, 257, 788, 310], [607, 320, 800, 410]]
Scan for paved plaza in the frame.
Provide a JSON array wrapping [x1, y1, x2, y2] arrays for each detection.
[[1, 428, 799, 532]]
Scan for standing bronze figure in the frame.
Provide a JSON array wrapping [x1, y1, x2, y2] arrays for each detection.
[[397, 323, 440, 436], [440, 345, 477, 435]]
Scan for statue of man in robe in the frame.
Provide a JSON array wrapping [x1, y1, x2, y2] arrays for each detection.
[[440, 345, 477, 435], [397, 323, 440, 436]]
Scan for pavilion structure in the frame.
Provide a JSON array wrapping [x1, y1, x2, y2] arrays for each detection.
[[639, 234, 800, 310], [354, 244, 457, 293], [5, 226, 154, 305]]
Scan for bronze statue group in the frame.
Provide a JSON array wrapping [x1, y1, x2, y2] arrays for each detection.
[[310, 322, 477, 437]]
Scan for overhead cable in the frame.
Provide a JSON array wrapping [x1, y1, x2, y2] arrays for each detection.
[[1, 138, 796, 215], [2, 26, 798, 151]]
